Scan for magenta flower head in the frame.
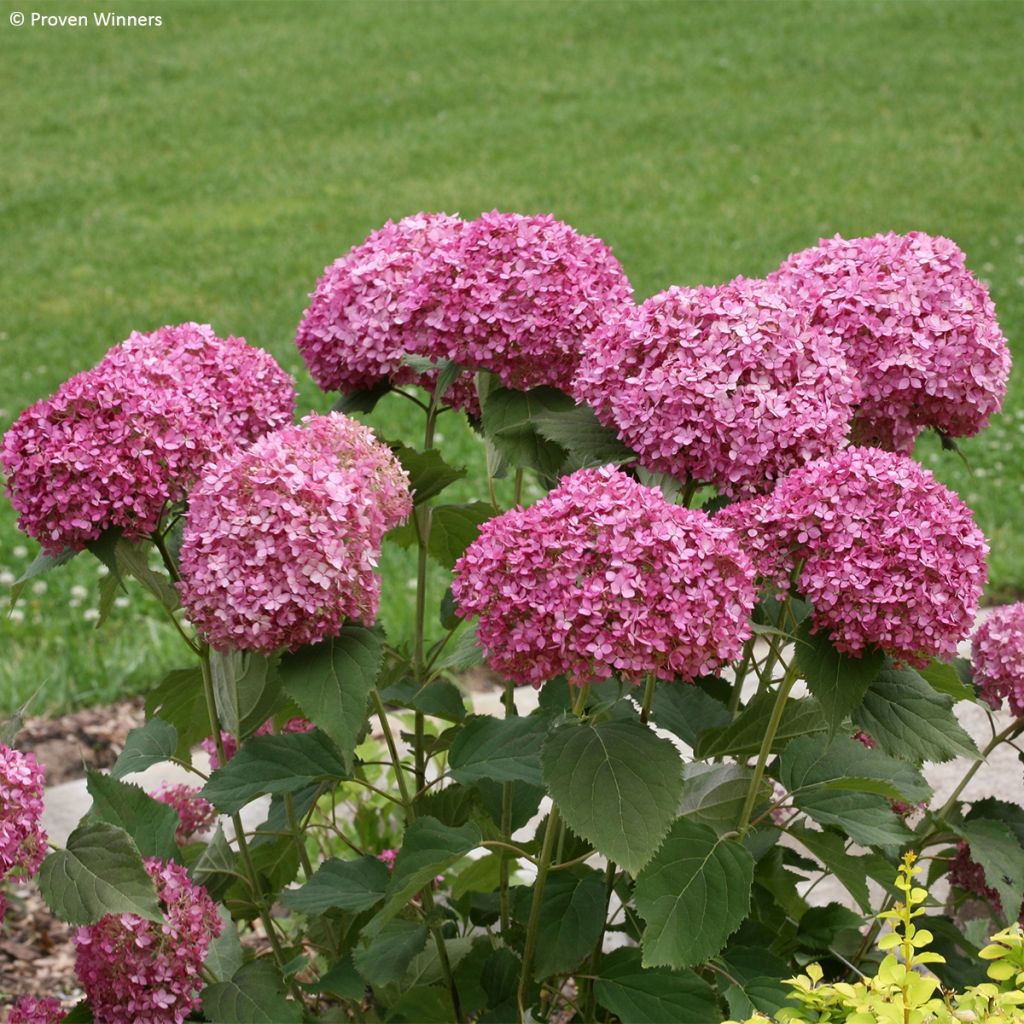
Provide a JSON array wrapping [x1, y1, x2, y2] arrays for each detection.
[[718, 447, 988, 664], [178, 412, 412, 653], [971, 604, 1024, 716], [151, 783, 217, 845], [452, 466, 755, 686], [574, 278, 859, 496], [1, 323, 296, 554], [949, 841, 1024, 925], [0, 744, 47, 919], [770, 232, 1010, 451], [5, 996, 64, 1024], [414, 210, 634, 392], [295, 213, 480, 413], [74, 857, 222, 1024]]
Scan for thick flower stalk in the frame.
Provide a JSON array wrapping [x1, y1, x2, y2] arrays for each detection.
[[1, 323, 296, 553], [718, 446, 988, 663], [178, 412, 412, 652], [73, 858, 222, 1024], [414, 210, 634, 391], [771, 231, 1010, 451], [0, 745, 47, 922], [151, 783, 217, 844], [295, 212, 480, 412], [574, 277, 859, 495], [453, 465, 755, 685], [972, 604, 1024, 716]]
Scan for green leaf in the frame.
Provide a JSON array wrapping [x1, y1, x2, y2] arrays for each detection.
[[695, 691, 826, 759], [919, 657, 975, 702], [192, 825, 238, 901], [449, 715, 548, 786], [531, 402, 636, 468], [634, 819, 754, 968], [279, 855, 391, 915], [333, 380, 391, 415], [679, 763, 768, 834], [8, 546, 77, 609], [794, 790, 915, 848], [956, 818, 1024, 923], [594, 947, 720, 1024], [279, 626, 383, 767], [204, 907, 243, 983], [366, 817, 482, 936], [394, 445, 467, 505], [110, 718, 178, 779], [85, 770, 180, 861], [379, 677, 467, 722], [202, 959, 304, 1023], [852, 667, 979, 763], [308, 954, 365, 999], [786, 825, 873, 912], [649, 684, 730, 748], [387, 987, 456, 1022], [145, 668, 210, 762], [432, 624, 485, 675], [542, 719, 683, 875], [210, 649, 282, 740], [795, 620, 885, 734], [388, 502, 495, 569], [512, 868, 607, 980], [451, 853, 504, 899], [202, 729, 348, 813], [38, 821, 162, 925], [966, 798, 1024, 847], [353, 919, 430, 986], [796, 902, 865, 950], [482, 386, 571, 478]]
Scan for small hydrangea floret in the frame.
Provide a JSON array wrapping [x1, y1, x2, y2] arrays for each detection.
[[151, 783, 217, 845], [5, 996, 64, 1024], [1, 744, 47, 921], [971, 604, 1024, 716]]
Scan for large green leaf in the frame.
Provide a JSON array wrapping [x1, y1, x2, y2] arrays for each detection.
[[110, 718, 178, 779], [204, 907, 244, 983], [542, 719, 683, 875], [634, 820, 753, 968], [393, 445, 467, 505], [956, 818, 1024, 923], [390, 503, 495, 569], [38, 822, 162, 925], [144, 668, 209, 761], [679, 763, 767, 834], [210, 649, 281, 740], [794, 789, 915, 848], [786, 825, 872, 912], [649, 684, 730, 748], [379, 677, 467, 722], [594, 947, 720, 1024], [481, 386, 572, 478], [512, 868, 606, 980], [794, 620, 884, 734], [279, 626, 382, 767], [365, 817, 482, 936], [696, 692, 826, 759], [353, 919, 430, 986], [279, 855, 391, 915], [531, 402, 636, 468], [918, 657, 975, 702], [9, 546, 77, 609], [201, 960, 304, 1023], [449, 714, 548, 786], [85, 770, 180, 861], [202, 730, 348, 813], [852, 667, 979, 763]]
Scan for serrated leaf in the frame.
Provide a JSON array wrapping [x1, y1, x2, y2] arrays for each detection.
[[308, 954, 365, 999], [794, 620, 884, 734], [695, 691, 826, 759], [38, 822, 161, 925], [85, 770, 180, 860], [353, 919, 430, 986], [542, 719, 683, 875], [449, 715, 548, 786], [679, 763, 767, 834], [279, 626, 382, 767], [8, 546, 77, 609], [204, 907, 243, 983], [786, 825, 873, 912], [433, 623, 485, 675], [145, 668, 210, 761], [649, 683, 730, 748], [209, 649, 281, 740], [202, 959, 304, 1023], [394, 445, 467, 505], [595, 947, 720, 1024], [531, 402, 636, 468], [192, 825, 237, 901], [852, 667, 979, 763], [202, 730, 348, 813], [388, 503, 495, 569], [379, 677, 467, 722], [279, 855, 390, 915], [482, 386, 571, 478], [956, 818, 1024, 923], [919, 657, 975, 702], [111, 718, 178, 779], [795, 789, 915, 847], [332, 380, 391, 415], [634, 820, 753, 968]]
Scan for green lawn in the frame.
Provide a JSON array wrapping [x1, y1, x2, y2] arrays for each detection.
[[2, 0, 1022, 713]]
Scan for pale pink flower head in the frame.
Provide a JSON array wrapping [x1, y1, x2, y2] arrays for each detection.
[[413, 210, 634, 392], [151, 783, 217, 845], [771, 232, 1010, 451], [295, 213, 479, 413], [73, 858, 222, 1024], [178, 413, 411, 653], [1, 323, 296, 554], [452, 466, 755, 686], [574, 278, 859, 496], [720, 447, 987, 665], [5, 996, 64, 1024], [971, 604, 1024, 717], [0, 745, 47, 902]]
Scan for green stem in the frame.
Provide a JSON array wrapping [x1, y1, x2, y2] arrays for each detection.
[[737, 661, 799, 833], [499, 679, 517, 935], [513, 467, 525, 506], [640, 672, 657, 724], [728, 641, 754, 719], [371, 690, 413, 810], [518, 804, 561, 1021], [582, 859, 617, 1020]]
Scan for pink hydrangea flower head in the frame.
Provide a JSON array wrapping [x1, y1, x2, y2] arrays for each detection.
[[5, 996, 64, 1024], [949, 841, 1024, 924], [720, 447, 987, 664], [295, 213, 479, 413], [971, 604, 1024, 716], [178, 413, 412, 652], [74, 857, 222, 1024], [452, 466, 755, 686], [414, 210, 634, 391], [771, 232, 1010, 451], [1, 323, 296, 554], [573, 278, 859, 496], [0, 745, 47, 894], [199, 716, 314, 771], [151, 783, 217, 844], [377, 848, 398, 870]]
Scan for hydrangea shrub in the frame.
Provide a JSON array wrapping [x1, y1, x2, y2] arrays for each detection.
[[2, 217, 1022, 1024]]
